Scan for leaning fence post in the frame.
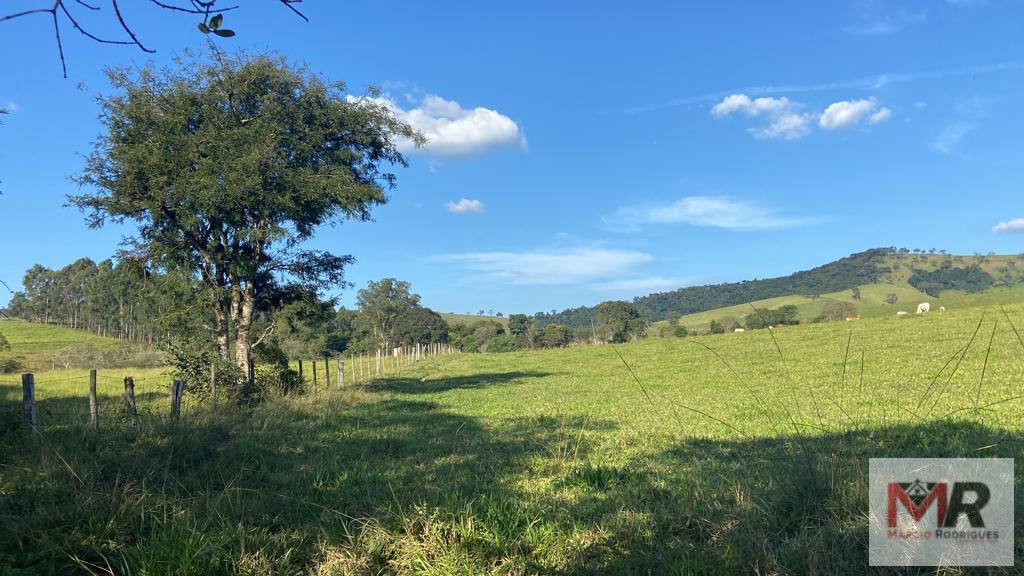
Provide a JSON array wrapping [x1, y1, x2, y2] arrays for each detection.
[[170, 380, 184, 421], [89, 369, 99, 431], [123, 376, 137, 426], [22, 373, 37, 435]]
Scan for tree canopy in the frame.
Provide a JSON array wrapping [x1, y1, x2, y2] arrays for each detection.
[[70, 50, 420, 384]]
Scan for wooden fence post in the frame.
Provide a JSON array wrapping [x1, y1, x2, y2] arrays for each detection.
[[123, 376, 137, 426], [376, 349, 381, 376], [210, 362, 217, 412], [298, 359, 304, 381], [88, 369, 99, 431], [338, 359, 345, 388], [312, 359, 318, 390], [170, 380, 184, 420], [22, 373, 36, 435], [325, 357, 331, 388]]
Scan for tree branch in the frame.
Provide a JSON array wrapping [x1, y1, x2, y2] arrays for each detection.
[[2, 0, 308, 77]]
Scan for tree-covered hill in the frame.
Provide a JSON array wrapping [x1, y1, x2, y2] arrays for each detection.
[[534, 248, 899, 327]]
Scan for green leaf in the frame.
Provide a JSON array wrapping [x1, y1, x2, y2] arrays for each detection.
[[197, 22, 210, 33], [213, 29, 236, 38], [209, 14, 223, 30]]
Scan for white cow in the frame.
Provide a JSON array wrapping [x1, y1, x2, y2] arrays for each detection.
[[916, 302, 931, 314], [734, 328, 745, 333], [897, 311, 908, 316], [939, 306, 946, 312]]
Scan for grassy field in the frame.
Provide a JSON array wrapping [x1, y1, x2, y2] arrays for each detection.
[[676, 282, 1024, 331], [439, 312, 509, 328], [0, 319, 154, 373], [4, 304, 1024, 573]]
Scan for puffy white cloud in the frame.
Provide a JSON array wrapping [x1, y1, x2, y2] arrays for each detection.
[[932, 121, 975, 153], [711, 94, 792, 118], [446, 198, 485, 214], [349, 93, 525, 157], [590, 276, 693, 293], [714, 94, 893, 139], [711, 94, 812, 141], [993, 218, 1024, 234], [605, 195, 815, 232], [751, 112, 813, 140], [869, 107, 893, 124], [819, 99, 891, 130], [437, 248, 653, 285]]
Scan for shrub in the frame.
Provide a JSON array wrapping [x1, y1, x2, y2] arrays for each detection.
[[709, 320, 725, 334], [885, 293, 898, 305], [249, 365, 304, 403], [483, 334, 522, 353], [820, 301, 857, 322], [0, 356, 25, 374], [674, 325, 689, 337], [0, 331, 9, 352]]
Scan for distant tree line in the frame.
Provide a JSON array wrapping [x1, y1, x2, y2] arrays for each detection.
[[535, 248, 896, 328], [908, 263, 994, 297]]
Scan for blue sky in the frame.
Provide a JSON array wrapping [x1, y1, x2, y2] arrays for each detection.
[[1, 0, 1023, 315]]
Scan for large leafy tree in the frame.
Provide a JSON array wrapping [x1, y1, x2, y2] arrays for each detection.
[[355, 278, 421, 351], [595, 300, 646, 343], [71, 50, 420, 382]]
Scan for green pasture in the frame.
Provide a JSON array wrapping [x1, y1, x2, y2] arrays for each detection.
[[4, 305, 1024, 573]]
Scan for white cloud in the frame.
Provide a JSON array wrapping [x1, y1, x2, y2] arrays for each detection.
[[914, 101, 928, 109], [437, 248, 653, 285], [446, 198, 485, 214], [605, 195, 814, 232], [590, 276, 694, 293], [869, 107, 892, 124], [621, 61, 1023, 115], [993, 218, 1024, 234], [845, 9, 927, 36], [932, 121, 975, 153], [751, 112, 813, 140], [349, 93, 525, 157], [710, 94, 812, 141], [3, 101, 17, 112], [819, 99, 891, 129]]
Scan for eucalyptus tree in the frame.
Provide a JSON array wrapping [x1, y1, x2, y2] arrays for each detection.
[[71, 50, 421, 384]]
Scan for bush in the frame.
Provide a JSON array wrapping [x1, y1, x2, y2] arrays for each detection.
[[709, 320, 725, 334], [483, 334, 522, 353], [820, 301, 857, 322], [0, 331, 9, 352], [0, 356, 25, 374], [674, 325, 689, 338], [249, 365, 304, 403], [163, 337, 244, 400]]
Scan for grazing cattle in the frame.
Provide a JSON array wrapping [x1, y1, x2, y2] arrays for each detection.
[[916, 302, 931, 314], [896, 311, 908, 316], [734, 328, 745, 333], [939, 306, 946, 312]]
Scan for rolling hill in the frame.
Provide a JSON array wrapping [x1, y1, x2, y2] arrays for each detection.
[[535, 248, 1024, 329]]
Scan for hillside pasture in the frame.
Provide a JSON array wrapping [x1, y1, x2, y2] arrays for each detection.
[[3, 305, 1024, 573]]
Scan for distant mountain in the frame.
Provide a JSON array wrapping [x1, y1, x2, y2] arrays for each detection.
[[535, 248, 1014, 328]]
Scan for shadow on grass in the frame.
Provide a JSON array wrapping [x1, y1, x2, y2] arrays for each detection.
[[561, 420, 1024, 575], [364, 370, 552, 394], [0, 385, 1021, 575]]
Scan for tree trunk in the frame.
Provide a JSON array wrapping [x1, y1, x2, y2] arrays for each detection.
[[231, 283, 256, 390]]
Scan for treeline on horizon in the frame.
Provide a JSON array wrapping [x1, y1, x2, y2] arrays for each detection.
[[2, 247, 1008, 349], [534, 248, 897, 328]]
